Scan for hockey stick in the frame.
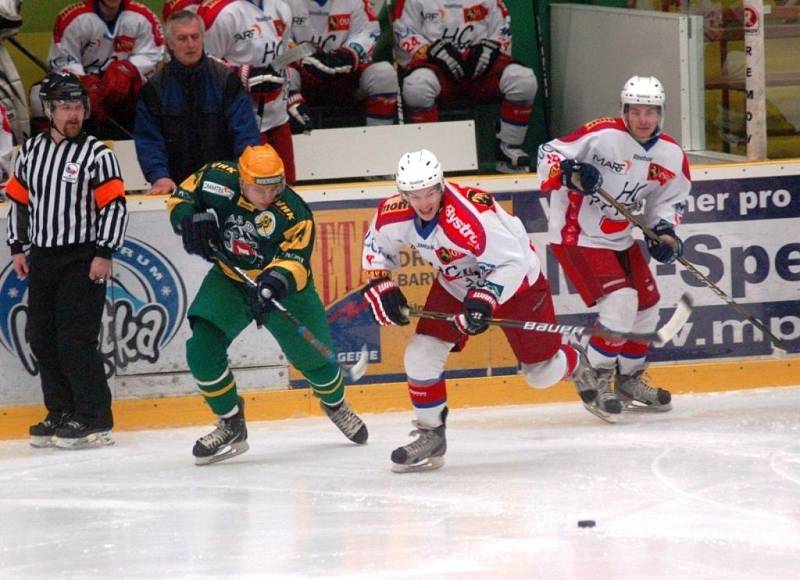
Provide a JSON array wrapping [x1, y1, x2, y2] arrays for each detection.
[[404, 293, 693, 346], [592, 185, 789, 354], [531, 0, 551, 139], [210, 247, 369, 382], [8, 36, 135, 139], [255, 41, 315, 120]]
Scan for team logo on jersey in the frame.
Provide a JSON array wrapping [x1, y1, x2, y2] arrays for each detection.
[[114, 36, 135, 53], [328, 14, 351, 31], [0, 237, 187, 379], [201, 181, 234, 199], [464, 4, 489, 22], [422, 10, 443, 23], [62, 162, 80, 183], [647, 163, 676, 185], [466, 189, 493, 208], [273, 19, 286, 37], [255, 211, 276, 238], [223, 215, 263, 264], [592, 153, 630, 175], [435, 247, 466, 265]]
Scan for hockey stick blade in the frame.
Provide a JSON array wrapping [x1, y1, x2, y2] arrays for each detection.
[[271, 42, 315, 71], [348, 344, 370, 382], [653, 293, 694, 347]]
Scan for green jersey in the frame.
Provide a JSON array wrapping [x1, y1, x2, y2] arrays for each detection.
[[168, 160, 315, 294]]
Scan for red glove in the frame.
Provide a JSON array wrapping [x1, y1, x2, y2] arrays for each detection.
[[80, 74, 106, 122], [100, 60, 142, 106]]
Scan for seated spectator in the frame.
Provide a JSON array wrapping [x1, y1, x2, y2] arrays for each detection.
[[35, 0, 164, 138], [390, 0, 538, 173], [286, 0, 399, 131], [199, 0, 298, 183], [133, 9, 260, 194]]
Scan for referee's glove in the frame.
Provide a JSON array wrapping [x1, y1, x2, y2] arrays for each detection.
[[181, 212, 219, 262]]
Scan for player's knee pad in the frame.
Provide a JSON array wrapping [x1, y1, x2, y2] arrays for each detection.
[[360, 61, 399, 96], [633, 303, 660, 333], [402, 68, 440, 109], [597, 287, 639, 333], [500, 64, 537, 102], [404, 333, 452, 381], [185, 318, 230, 379], [521, 349, 567, 389]]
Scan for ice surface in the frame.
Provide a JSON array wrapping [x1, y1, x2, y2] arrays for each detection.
[[1, 386, 799, 579]]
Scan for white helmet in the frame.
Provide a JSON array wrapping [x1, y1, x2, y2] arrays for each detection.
[[396, 149, 443, 193], [620, 75, 665, 108]]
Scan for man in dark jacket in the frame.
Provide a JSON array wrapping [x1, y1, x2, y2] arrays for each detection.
[[133, 9, 259, 194]]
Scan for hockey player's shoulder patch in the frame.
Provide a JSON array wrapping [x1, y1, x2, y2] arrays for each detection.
[[463, 187, 495, 213], [53, 2, 93, 42], [375, 194, 414, 228], [198, 0, 235, 28]]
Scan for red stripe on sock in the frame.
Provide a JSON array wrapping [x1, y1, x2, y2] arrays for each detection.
[[500, 99, 532, 124], [408, 379, 447, 407]]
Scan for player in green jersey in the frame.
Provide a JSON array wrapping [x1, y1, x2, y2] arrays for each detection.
[[169, 144, 368, 465]]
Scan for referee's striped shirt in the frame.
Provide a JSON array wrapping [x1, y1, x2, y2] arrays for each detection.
[[5, 132, 128, 258]]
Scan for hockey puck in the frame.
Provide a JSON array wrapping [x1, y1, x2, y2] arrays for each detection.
[[577, 520, 596, 528]]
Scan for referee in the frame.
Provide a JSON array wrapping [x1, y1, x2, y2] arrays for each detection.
[[5, 72, 128, 450]]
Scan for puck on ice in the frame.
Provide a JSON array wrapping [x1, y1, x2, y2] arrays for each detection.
[[577, 520, 596, 528]]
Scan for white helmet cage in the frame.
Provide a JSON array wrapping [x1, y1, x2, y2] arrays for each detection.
[[620, 75, 665, 129], [396, 149, 444, 193]]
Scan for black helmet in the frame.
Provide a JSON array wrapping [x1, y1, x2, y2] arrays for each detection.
[[39, 71, 87, 102]]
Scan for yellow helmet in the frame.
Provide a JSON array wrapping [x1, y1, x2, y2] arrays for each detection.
[[238, 145, 285, 187]]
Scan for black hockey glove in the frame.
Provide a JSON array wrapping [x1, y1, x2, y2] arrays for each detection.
[[301, 48, 357, 80], [247, 268, 290, 320], [560, 159, 603, 195], [467, 39, 501, 79], [287, 91, 313, 134], [452, 289, 497, 336], [239, 64, 284, 98], [181, 212, 219, 262], [647, 221, 684, 264], [428, 39, 466, 81], [361, 276, 409, 326]]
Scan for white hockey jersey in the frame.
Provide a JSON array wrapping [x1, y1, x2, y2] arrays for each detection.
[[48, 0, 164, 78], [199, 0, 294, 130], [537, 117, 691, 251], [390, 0, 511, 69], [362, 182, 540, 304], [287, 0, 379, 60]]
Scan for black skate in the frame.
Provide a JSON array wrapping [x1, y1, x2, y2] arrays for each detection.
[[571, 345, 622, 423], [54, 420, 113, 449], [391, 407, 448, 473], [495, 140, 531, 173], [321, 400, 368, 444], [29, 411, 70, 448], [616, 370, 672, 413], [193, 397, 249, 465]]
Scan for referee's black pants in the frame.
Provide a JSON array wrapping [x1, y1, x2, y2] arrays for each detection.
[[28, 243, 113, 429]]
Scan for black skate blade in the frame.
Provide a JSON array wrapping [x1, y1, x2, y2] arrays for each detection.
[[195, 441, 250, 466], [582, 402, 619, 424], [391, 456, 445, 473], [621, 401, 673, 413]]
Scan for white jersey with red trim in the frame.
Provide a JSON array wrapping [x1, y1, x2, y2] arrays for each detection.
[[536, 117, 691, 251], [362, 181, 540, 304], [199, 0, 294, 130], [390, 0, 511, 69], [48, 0, 164, 78], [287, 0, 379, 60]]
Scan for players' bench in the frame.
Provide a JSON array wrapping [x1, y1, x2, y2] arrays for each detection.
[[110, 120, 478, 190]]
